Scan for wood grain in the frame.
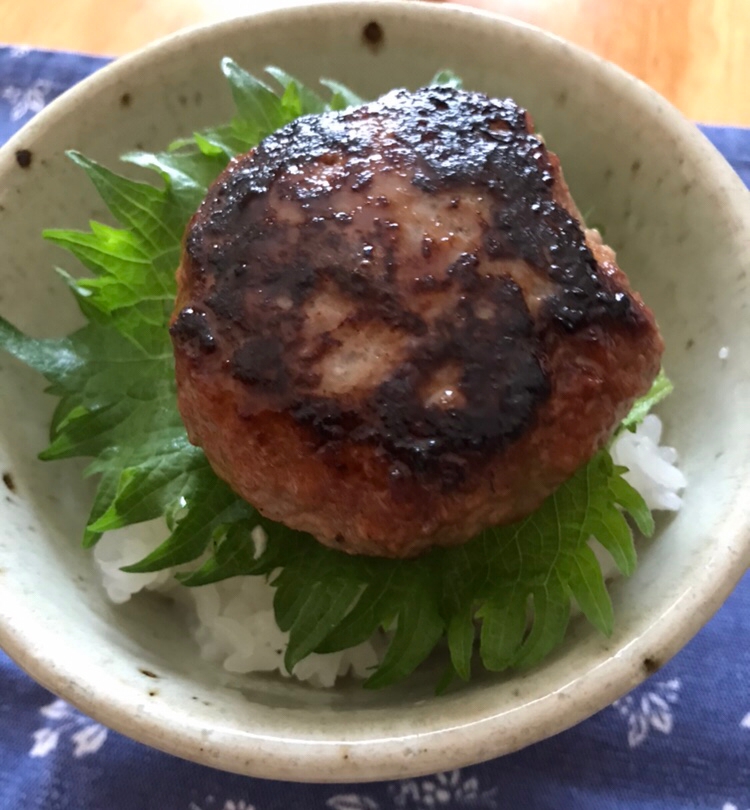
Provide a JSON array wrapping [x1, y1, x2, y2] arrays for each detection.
[[1, 0, 747, 124]]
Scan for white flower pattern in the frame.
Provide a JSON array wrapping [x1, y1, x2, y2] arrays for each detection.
[[392, 771, 486, 807], [613, 678, 681, 748], [327, 770, 498, 810], [1, 79, 54, 121], [741, 712, 750, 730], [327, 796, 380, 810], [30, 698, 108, 759]]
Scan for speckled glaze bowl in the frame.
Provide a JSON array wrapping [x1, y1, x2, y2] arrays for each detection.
[[0, 0, 748, 783]]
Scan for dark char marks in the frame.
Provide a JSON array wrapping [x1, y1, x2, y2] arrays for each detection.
[[173, 86, 644, 486]]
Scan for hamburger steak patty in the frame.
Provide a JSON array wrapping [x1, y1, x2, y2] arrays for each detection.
[[170, 85, 663, 558]]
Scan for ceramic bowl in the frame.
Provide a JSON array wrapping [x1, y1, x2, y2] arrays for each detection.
[[0, 0, 748, 783]]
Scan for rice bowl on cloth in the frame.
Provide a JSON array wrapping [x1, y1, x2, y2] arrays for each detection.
[[0, 1, 747, 782]]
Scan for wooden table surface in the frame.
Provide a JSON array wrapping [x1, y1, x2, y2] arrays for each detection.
[[1, 0, 748, 126]]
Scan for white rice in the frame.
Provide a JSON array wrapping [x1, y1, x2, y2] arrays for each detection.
[[94, 525, 383, 688], [610, 414, 687, 512], [94, 414, 685, 686]]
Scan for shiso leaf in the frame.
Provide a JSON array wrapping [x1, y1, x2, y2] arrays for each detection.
[[512, 578, 570, 670], [430, 69, 463, 89], [620, 367, 673, 431], [446, 605, 475, 681], [119, 464, 252, 572], [0, 316, 80, 378], [0, 63, 667, 689], [586, 504, 637, 577], [265, 66, 328, 115], [564, 544, 614, 636], [277, 575, 364, 674], [175, 520, 271, 586], [477, 585, 528, 672], [318, 79, 365, 111], [610, 472, 656, 538], [313, 575, 394, 654], [220, 57, 287, 140], [361, 565, 445, 689]]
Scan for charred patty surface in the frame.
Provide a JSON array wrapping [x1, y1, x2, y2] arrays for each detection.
[[170, 86, 663, 557]]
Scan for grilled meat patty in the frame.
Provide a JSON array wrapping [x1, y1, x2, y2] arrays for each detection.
[[170, 85, 663, 558]]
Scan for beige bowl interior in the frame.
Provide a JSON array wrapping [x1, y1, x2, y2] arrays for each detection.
[[0, 0, 748, 783]]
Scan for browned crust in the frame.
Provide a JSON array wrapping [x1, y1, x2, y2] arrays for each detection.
[[170, 86, 663, 557]]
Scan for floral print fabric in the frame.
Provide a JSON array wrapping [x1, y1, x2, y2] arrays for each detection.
[[0, 45, 748, 810]]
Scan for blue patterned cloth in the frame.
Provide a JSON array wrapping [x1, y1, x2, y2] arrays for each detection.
[[0, 45, 748, 810]]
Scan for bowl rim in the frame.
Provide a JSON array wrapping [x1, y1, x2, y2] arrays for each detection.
[[0, 0, 749, 783]]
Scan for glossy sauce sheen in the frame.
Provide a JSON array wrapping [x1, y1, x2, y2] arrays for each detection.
[[171, 87, 662, 557]]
